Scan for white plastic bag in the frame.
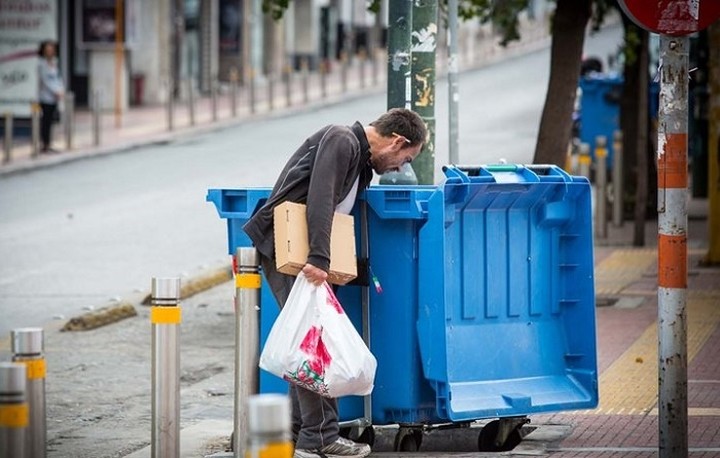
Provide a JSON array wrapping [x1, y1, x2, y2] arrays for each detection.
[[259, 273, 377, 398]]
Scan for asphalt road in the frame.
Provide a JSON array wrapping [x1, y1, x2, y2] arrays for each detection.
[[0, 25, 622, 337]]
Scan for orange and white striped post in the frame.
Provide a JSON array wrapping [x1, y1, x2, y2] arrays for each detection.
[[657, 35, 689, 458]]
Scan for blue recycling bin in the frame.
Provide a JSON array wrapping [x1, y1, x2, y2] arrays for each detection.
[[579, 74, 660, 170], [207, 164, 598, 427]]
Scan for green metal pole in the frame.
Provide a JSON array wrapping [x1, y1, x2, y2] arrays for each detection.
[[410, 0, 437, 185], [386, 0, 413, 109], [381, 0, 417, 185]]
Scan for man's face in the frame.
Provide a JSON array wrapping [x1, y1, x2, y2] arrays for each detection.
[[370, 134, 423, 174]]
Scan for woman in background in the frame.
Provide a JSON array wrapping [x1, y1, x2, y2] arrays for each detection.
[[38, 40, 65, 154]]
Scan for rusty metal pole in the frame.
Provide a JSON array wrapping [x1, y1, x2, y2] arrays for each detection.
[[657, 35, 689, 458]]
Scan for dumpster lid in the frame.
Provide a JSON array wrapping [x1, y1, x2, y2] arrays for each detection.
[[417, 165, 597, 420]]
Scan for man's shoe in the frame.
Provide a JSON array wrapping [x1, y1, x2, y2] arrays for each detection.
[[293, 437, 371, 458]]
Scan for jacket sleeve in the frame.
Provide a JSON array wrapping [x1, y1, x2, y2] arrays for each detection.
[[305, 127, 357, 272]]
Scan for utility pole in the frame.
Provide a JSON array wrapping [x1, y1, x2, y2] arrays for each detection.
[[410, 0, 437, 185], [381, 0, 417, 185], [448, 0, 459, 164], [617, 2, 720, 456], [386, 1, 412, 109]]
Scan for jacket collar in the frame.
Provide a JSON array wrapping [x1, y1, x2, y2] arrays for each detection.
[[351, 121, 371, 165]]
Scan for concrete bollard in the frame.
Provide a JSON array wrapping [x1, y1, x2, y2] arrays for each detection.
[[246, 394, 292, 458], [63, 91, 74, 150], [92, 91, 102, 146], [233, 248, 260, 458], [151, 277, 181, 458], [3, 112, 12, 164], [0, 362, 28, 458], [595, 136, 608, 239], [612, 130, 624, 227], [31, 103, 40, 158], [11, 328, 46, 458]]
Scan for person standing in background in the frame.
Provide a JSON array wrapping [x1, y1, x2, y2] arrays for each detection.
[[38, 40, 65, 154]]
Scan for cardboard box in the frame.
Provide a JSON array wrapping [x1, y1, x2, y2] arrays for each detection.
[[273, 201, 357, 285]]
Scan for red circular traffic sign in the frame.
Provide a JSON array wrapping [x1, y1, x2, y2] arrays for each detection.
[[619, 0, 720, 36]]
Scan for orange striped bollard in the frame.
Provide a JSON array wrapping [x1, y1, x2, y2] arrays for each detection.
[[657, 36, 689, 458]]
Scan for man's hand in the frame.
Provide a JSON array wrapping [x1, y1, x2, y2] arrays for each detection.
[[302, 263, 328, 286]]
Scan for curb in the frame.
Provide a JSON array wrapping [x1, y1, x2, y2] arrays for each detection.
[[60, 264, 233, 332]]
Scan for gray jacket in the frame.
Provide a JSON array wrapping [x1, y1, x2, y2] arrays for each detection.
[[38, 58, 64, 104], [243, 121, 373, 272]]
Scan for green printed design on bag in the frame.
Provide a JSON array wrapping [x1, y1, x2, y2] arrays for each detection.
[[285, 360, 329, 395]]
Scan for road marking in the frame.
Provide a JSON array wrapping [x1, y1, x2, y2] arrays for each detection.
[[590, 297, 720, 415]]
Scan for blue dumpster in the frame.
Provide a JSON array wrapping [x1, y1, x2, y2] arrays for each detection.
[[578, 74, 660, 170], [207, 164, 598, 432]]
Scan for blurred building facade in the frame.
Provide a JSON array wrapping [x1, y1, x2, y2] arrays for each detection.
[[0, 0, 553, 112]]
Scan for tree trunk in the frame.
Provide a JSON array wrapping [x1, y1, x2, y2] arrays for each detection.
[[632, 30, 649, 246], [533, 0, 592, 166], [620, 17, 640, 218]]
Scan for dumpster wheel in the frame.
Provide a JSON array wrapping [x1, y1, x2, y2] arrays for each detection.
[[393, 426, 423, 452], [339, 425, 375, 447], [477, 417, 528, 452]]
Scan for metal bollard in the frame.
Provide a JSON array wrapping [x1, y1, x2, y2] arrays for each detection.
[[267, 74, 275, 111], [229, 68, 239, 118], [187, 79, 196, 126], [320, 61, 327, 99], [595, 136, 608, 239], [246, 394, 292, 458], [11, 328, 46, 458], [284, 65, 292, 108], [211, 79, 218, 121], [151, 277, 181, 458], [166, 82, 174, 132], [612, 130, 624, 227], [371, 49, 379, 86], [340, 52, 348, 93], [359, 49, 367, 89], [92, 90, 102, 145], [63, 92, 74, 150], [578, 142, 591, 179], [3, 112, 12, 164], [31, 103, 40, 158], [249, 69, 256, 115], [233, 248, 260, 458], [0, 362, 28, 458], [301, 60, 309, 105]]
